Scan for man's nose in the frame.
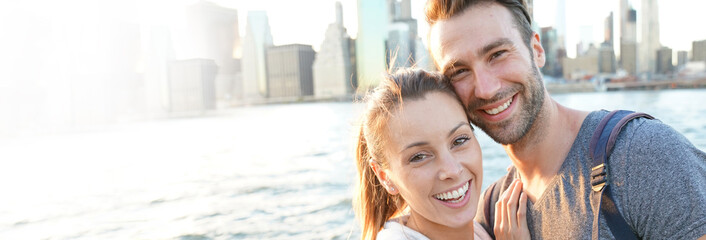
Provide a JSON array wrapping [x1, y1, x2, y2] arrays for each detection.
[[473, 67, 500, 100]]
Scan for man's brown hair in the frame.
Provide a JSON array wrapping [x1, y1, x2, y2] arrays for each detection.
[[425, 0, 533, 47]]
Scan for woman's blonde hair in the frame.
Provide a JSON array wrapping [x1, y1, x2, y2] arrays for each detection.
[[353, 68, 463, 240]]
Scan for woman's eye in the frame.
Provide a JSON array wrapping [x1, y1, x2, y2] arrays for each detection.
[[453, 136, 470, 147], [409, 153, 428, 163]]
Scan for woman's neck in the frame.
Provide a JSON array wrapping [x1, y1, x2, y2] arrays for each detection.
[[405, 212, 475, 240]]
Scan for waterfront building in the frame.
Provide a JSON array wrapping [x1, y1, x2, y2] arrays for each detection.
[[387, 0, 418, 70], [356, 0, 389, 92], [563, 44, 599, 80], [555, 0, 567, 49], [620, 8, 637, 75], [540, 27, 563, 77], [242, 11, 273, 101], [143, 26, 176, 117], [599, 44, 616, 73], [266, 44, 316, 98], [604, 12, 613, 47], [694, 39, 706, 62], [577, 26, 593, 57], [621, 42, 638, 75], [677, 51, 688, 70], [313, 1, 355, 98], [185, 1, 240, 107], [639, 0, 661, 74], [167, 59, 217, 113], [387, 21, 415, 69], [656, 47, 673, 75], [414, 37, 436, 71]]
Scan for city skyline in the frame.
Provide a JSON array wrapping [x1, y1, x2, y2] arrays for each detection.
[[212, 0, 704, 58]]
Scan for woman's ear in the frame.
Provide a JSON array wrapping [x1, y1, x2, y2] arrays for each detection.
[[369, 159, 399, 195]]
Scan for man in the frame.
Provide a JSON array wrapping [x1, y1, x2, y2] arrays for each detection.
[[425, 0, 706, 239]]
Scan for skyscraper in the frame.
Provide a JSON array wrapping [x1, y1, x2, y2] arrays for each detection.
[[356, 0, 389, 92], [541, 27, 561, 77], [693, 39, 706, 62], [185, 1, 240, 107], [387, 0, 418, 70], [168, 59, 217, 113], [599, 45, 616, 73], [313, 1, 354, 97], [266, 44, 316, 98], [620, 8, 637, 75], [555, 0, 567, 49], [604, 12, 614, 46], [639, 0, 661, 75], [656, 47, 673, 75], [242, 11, 273, 101]]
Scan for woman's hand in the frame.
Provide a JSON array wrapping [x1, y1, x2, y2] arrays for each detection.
[[494, 179, 530, 240]]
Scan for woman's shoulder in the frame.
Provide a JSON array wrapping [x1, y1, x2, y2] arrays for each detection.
[[376, 216, 429, 240]]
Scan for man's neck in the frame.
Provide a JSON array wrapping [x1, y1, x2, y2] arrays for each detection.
[[503, 97, 589, 202]]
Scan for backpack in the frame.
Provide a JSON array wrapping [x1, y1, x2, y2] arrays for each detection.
[[481, 110, 653, 240]]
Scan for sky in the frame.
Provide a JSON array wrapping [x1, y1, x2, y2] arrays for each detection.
[[218, 0, 705, 58], [1, 0, 703, 58]]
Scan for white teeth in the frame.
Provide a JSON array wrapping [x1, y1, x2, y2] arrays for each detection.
[[484, 98, 513, 115], [434, 181, 470, 202]]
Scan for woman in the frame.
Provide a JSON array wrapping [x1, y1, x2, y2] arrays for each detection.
[[354, 69, 529, 240]]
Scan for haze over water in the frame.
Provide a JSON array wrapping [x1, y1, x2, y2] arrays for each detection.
[[0, 89, 704, 239]]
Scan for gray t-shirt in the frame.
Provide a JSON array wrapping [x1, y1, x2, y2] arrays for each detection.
[[476, 110, 706, 239]]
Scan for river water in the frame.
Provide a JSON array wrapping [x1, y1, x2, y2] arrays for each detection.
[[0, 89, 704, 239]]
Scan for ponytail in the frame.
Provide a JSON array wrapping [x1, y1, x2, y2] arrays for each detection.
[[354, 126, 403, 240]]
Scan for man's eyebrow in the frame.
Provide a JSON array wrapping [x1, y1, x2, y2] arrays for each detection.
[[477, 38, 513, 57], [439, 38, 513, 75], [440, 59, 461, 75]]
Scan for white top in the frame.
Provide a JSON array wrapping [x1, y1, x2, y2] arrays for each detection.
[[376, 215, 493, 240]]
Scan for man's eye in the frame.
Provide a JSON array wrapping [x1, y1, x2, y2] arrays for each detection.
[[449, 69, 469, 81], [490, 50, 506, 60]]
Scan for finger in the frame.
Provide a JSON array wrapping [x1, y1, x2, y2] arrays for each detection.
[[517, 191, 528, 228], [497, 180, 517, 234], [494, 192, 505, 235], [495, 181, 514, 236], [506, 180, 522, 230]]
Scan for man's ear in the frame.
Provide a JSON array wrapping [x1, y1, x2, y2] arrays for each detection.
[[369, 160, 399, 195], [531, 32, 546, 68]]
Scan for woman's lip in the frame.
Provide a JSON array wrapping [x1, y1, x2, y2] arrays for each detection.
[[434, 179, 473, 209], [433, 179, 471, 196]]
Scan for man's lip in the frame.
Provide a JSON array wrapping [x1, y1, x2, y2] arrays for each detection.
[[475, 94, 517, 121], [477, 94, 515, 111]]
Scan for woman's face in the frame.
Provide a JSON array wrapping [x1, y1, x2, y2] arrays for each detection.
[[381, 92, 483, 229]]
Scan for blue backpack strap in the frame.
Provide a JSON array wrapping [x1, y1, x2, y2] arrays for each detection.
[[590, 110, 654, 240]]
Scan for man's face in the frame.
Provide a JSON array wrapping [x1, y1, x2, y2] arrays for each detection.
[[429, 3, 546, 144]]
